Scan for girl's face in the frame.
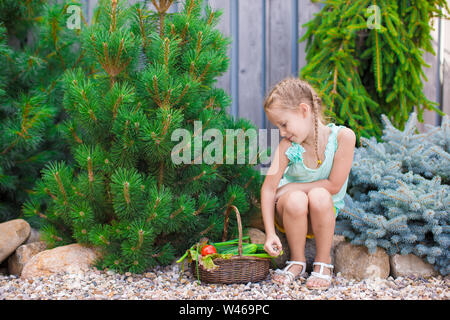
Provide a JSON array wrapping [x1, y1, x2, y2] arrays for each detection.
[[266, 103, 313, 144]]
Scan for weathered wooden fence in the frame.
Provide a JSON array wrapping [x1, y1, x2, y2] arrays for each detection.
[[77, 0, 449, 131]]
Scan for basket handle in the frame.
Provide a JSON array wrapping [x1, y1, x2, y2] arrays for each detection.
[[222, 205, 243, 256]]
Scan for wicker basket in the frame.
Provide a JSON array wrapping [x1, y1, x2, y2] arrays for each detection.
[[191, 205, 270, 284]]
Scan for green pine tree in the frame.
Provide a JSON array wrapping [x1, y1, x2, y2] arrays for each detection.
[[0, 0, 86, 222], [300, 0, 449, 141], [23, 0, 263, 274]]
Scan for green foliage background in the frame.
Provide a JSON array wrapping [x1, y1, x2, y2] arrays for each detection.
[[23, 0, 264, 274], [0, 0, 86, 222], [300, 0, 449, 141]]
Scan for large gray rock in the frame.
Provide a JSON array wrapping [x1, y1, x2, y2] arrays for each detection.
[[302, 235, 345, 273], [24, 228, 42, 244], [334, 242, 390, 280], [8, 241, 47, 276], [390, 254, 438, 278], [21, 243, 101, 279], [0, 219, 31, 264], [247, 227, 265, 244], [247, 208, 265, 231]]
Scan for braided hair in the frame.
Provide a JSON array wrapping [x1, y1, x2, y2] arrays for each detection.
[[263, 77, 327, 168]]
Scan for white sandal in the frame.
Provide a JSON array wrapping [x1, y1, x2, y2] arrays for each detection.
[[306, 262, 334, 290], [272, 261, 307, 284]]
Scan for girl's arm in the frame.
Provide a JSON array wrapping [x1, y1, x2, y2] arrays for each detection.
[[260, 138, 291, 238], [311, 127, 356, 193]]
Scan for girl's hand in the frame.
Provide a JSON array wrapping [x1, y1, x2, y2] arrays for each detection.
[[264, 234, 282, 257]]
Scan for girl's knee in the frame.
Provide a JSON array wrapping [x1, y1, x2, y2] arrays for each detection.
[[283, 190, 308, 218], [308, 187, 332, 212]]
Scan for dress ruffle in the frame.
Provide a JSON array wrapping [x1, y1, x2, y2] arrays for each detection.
[[285, 142, 305, 163]]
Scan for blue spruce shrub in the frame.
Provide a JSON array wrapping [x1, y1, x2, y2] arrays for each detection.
[[336, 113, 450, 275]]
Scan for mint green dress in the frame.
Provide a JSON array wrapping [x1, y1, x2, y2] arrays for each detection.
[[277, 123, 348, 217]]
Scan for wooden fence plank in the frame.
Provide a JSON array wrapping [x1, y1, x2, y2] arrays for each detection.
[[208, 0, 232, 98], [265, 0, 294, 131], [86, 0, 97, 24], [418, 16, 440, 131], [237, 0, 264, 129], [297, 0, 321, 73], [78, 0, 446, 130], [230, 0, 238, 118], [441, 13, 450, 118]]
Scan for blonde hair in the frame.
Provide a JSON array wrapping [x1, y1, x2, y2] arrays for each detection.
[[263, 77, 328, 167]]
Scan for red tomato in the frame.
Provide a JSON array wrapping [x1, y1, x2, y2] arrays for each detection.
[[201, 245, 217, 256]]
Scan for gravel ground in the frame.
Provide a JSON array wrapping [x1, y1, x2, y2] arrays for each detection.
[[0, 263, 448, 300]]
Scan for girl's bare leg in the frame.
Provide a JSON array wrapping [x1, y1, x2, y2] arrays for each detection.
[[307, 187, 335, 288], [272, 190, 309, 283]]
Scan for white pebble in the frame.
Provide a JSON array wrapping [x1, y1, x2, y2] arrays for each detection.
[[0, 264, 448, 300]]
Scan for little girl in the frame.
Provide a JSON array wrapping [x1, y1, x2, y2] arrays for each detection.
[[261, 77, 356, 290]]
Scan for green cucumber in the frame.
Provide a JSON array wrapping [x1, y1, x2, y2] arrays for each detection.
[[221, 243, 258, 255]]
